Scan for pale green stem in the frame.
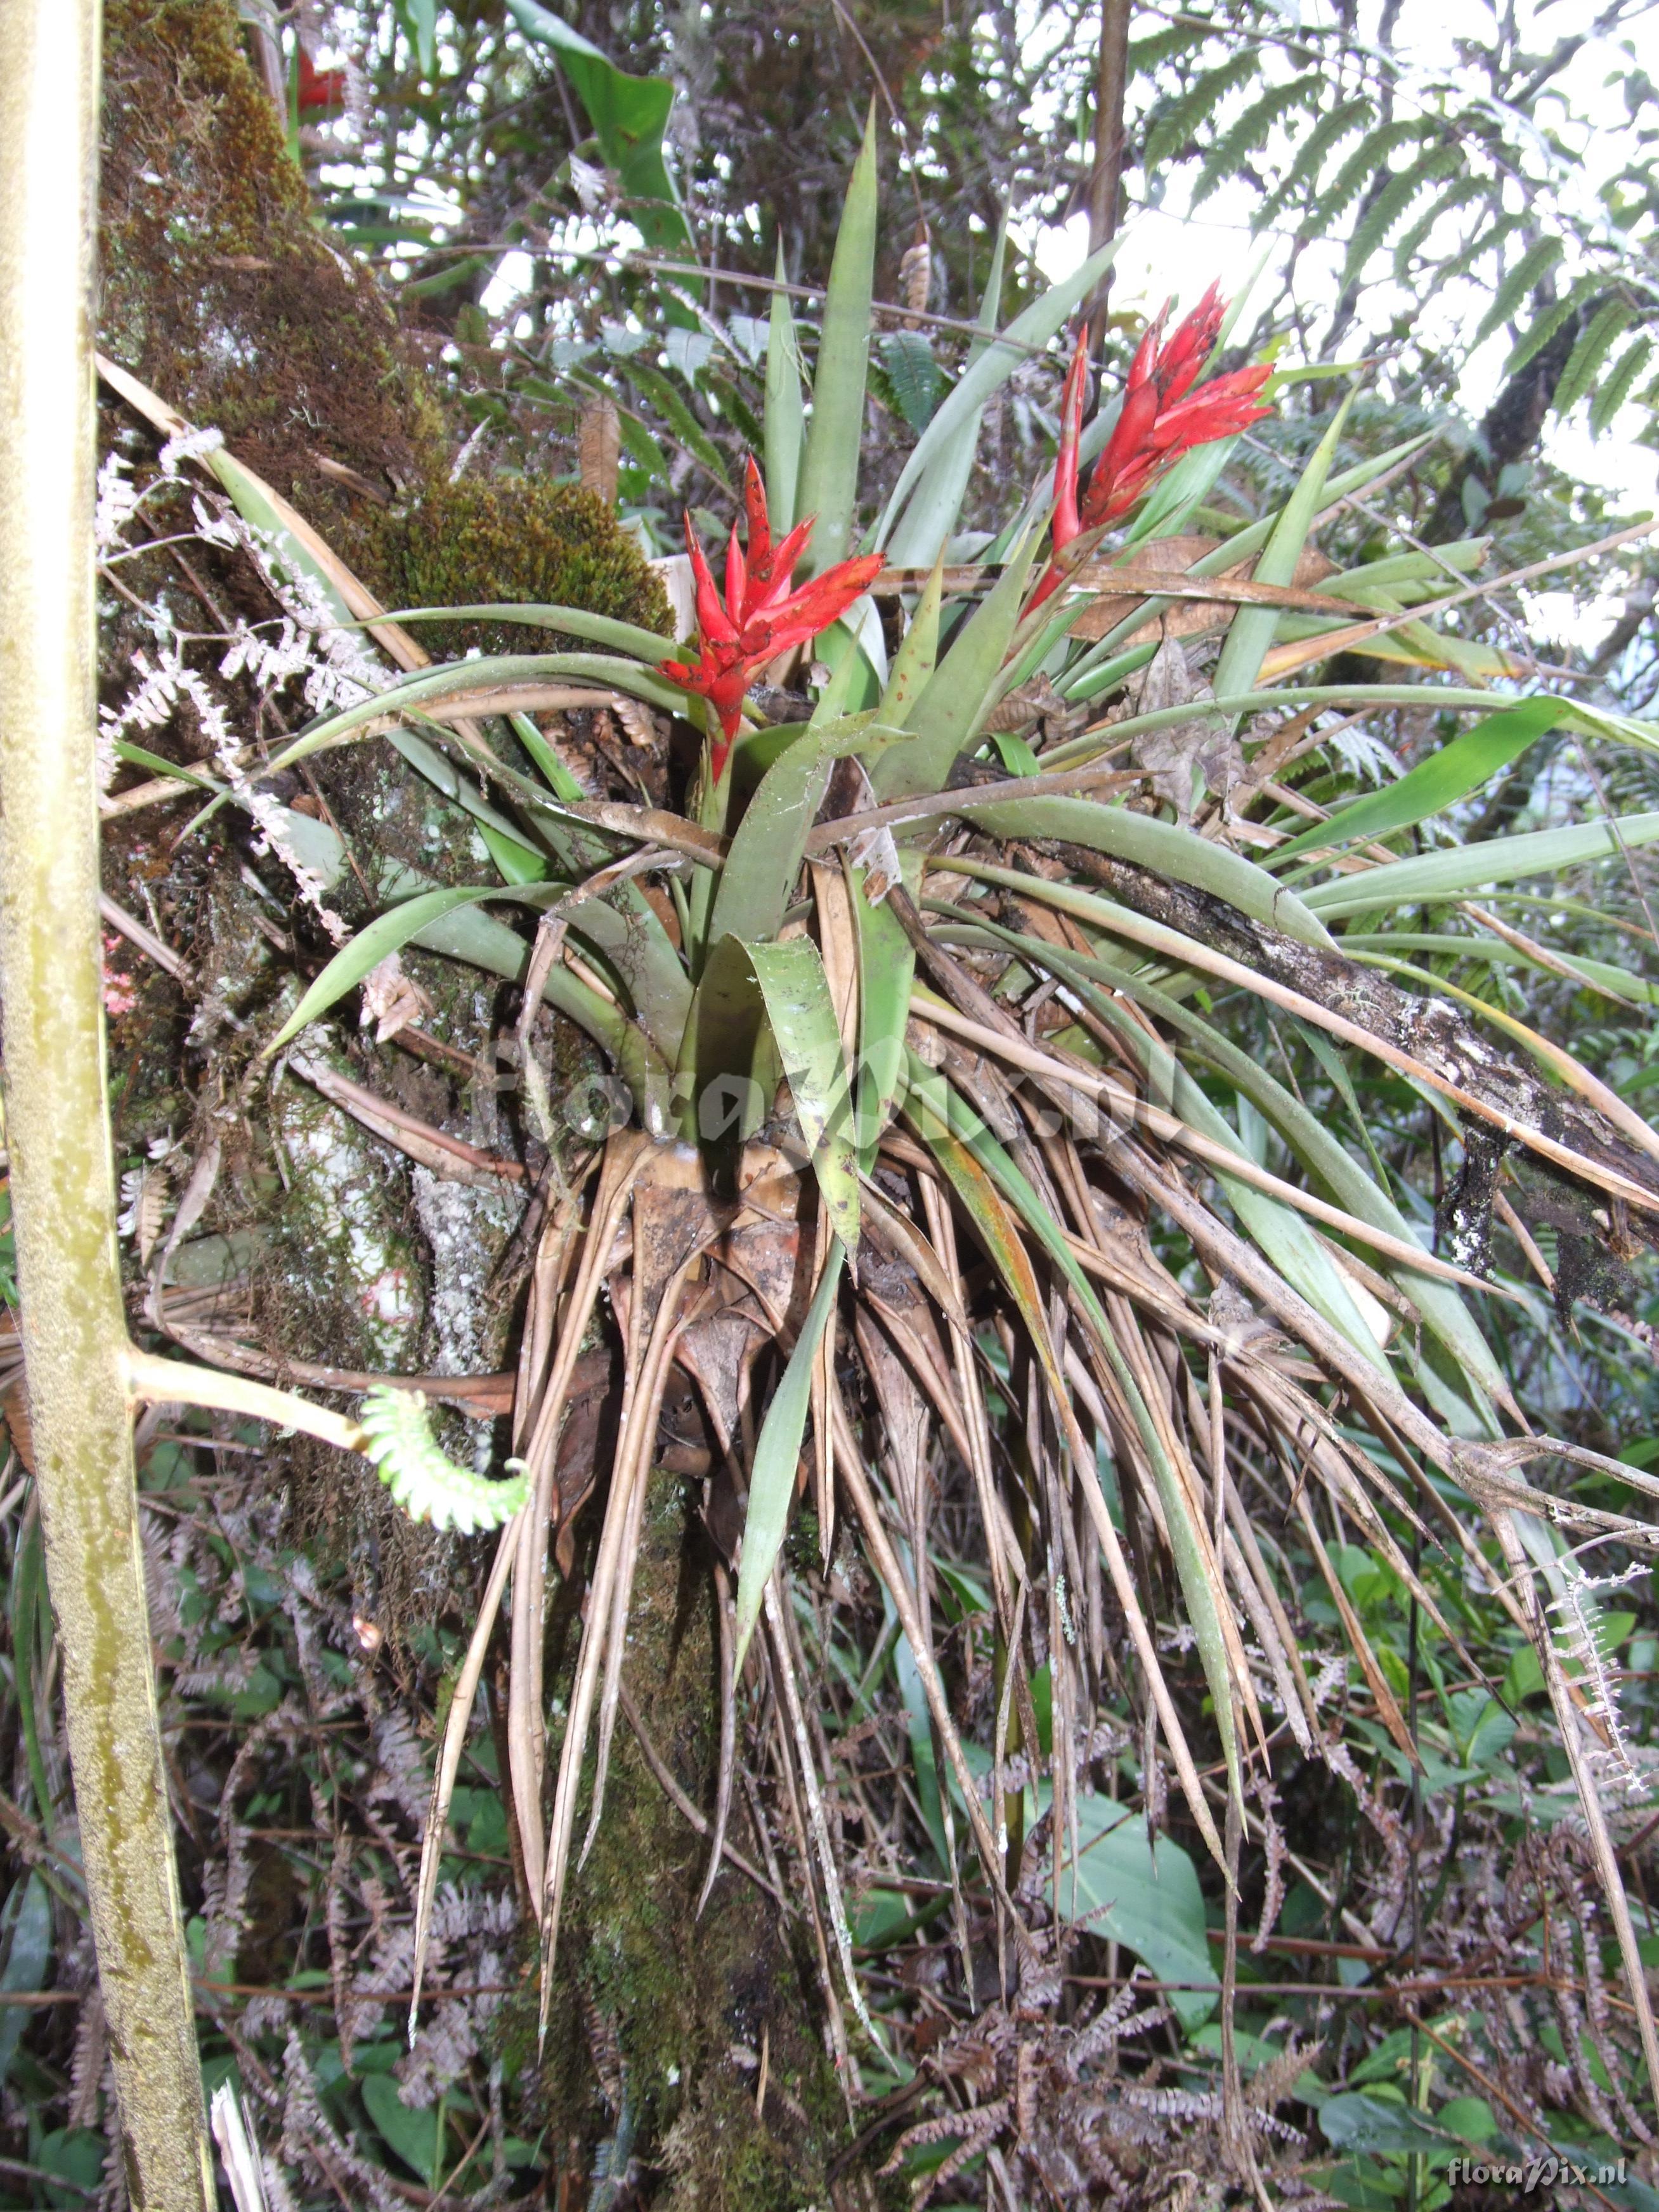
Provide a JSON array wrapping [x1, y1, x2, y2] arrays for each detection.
[[0, 3, 216, 2200]]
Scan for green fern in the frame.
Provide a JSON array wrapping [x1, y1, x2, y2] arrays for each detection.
[[880, 331, 944, 432], [1392, 175, 1487, 278], [1553, 298, 1635, 417], [1190, 77, 1318, 210], [1440, 209, 1523, 288], [1504, 275, 1601, 379], [1473, 235, 1566, 348], [357, 1386, 530, 1535], [1255, 97, 1373, 228], [1589, 332, 1655, 434], [1322, 120, 1422, 225], [1142, 51, 1259, 169], [1341, 149, 1459, 286]]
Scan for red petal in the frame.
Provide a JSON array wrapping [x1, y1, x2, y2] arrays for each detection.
[[743, 456, 773, 584], [724, 522, 748, 625], [684, 516, 739, 646], [1051, 332, 1089, 554]]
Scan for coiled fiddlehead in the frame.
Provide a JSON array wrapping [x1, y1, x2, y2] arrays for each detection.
[[356, 1387, 529, 1535]]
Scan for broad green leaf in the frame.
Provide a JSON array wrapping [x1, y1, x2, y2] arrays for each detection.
[[952, 795, 1336, 949], [765, 242, 805, 533], [745, 935, 860, 1249], [1038, 1790, 1215, 2027], [732, 1244, 845, 1666], [708, 701, 876, 950], [503, 0, 691, 254], [0, 1874, 51, 2090], [401, 0, 438, 78], [363, 2072, 441, 2182], [875, 240, 1116, 550], [1274, 694, 1563, 864], [883, 221, 1008, 570], [1211, 391, 1353, 705], [478, 819, 550, 885], [1303, 812, 1659, 919], [795, 106, 878, 575], [1318, 2092, 1458, 2158], [870, 530, 1039, 799]]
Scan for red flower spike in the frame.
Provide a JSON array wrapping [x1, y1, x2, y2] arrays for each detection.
[[1032, 289, 1275, 607], [659, 464, 883, 780]]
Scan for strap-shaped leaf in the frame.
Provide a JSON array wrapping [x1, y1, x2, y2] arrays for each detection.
[[850, 864, 916, 1169], [883, 221, 1008, 571], [875, 241, 1116, 551], [953, 793, 1336, 949], [765, 240, 805, 533], [745, 935, 860, 1251], [794, 105, 878, 575], [1211, 391, 1353, 706], [869, 530, 1038, 799], [1274, 694, 1563, 865], [1303, 812, 1659, 919], [732, 1243, 845, 1666]]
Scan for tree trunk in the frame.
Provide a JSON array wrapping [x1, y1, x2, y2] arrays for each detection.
[[0, 3, 214, 2201]]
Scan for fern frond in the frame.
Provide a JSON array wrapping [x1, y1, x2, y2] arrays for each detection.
[[1143, 50, 1259, 169], [1503, 275, 1601, 379], [1392, 174, 1487, 277], [1256, 96, 1372, 228], [1553, 298, 1634, 417], [357, 1386, 529, 1535], [1473, 234, 1564, 347], [1341, 149, 1459, 285], [1322, 119, 1422, 224], [1439, 209, 1523, 287], [1589, 332, 1655, 434], [1191, 77, 1318, 210]]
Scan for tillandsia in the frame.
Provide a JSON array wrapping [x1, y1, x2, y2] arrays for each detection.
[[105, 105, 1659, 2138]]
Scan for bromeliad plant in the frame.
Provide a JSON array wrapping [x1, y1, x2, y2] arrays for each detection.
[[124, 114, 1659, 2116]]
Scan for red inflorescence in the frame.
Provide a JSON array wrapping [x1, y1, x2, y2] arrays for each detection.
[[658, 459, 883, 779], [1032, 285, 1274, 608]]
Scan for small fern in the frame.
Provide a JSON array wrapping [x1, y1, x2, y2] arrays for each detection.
[[356, 1387, 530, 1535], [1472, 234, 1565, 348]]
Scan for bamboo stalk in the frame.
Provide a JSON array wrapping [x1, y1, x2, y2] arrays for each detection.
[[0, 3, 214, 2199]]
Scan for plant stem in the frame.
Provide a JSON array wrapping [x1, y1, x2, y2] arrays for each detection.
[[0, 3, 214, 2199]]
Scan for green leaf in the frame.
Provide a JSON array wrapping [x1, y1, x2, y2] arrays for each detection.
[[1192, 77, 1318, 211], [1553, 297, 1634, 417], [879, 329, 944, 430], [875, 238, 1116, 552], [869, 530, 1039, 799], [1302, 811, 1659, 918], [620, 356, 731, 485], [362, 2072, 442, 2183], [1039, 1791, 1216, 2026], [504, 0, 690, 254], [951, 795, 1336, 949], [765, 242, 805, 533], [1472, 235, 1563, 346], [1342, 150, 1459, 285], [851, 869, 916, 1169], [732, 1244, 844, 1667], [1211, 391, 1353, 706], [708, 705, 875, 950], [263, 885, 558, 1057], [1256, 96, 1372, 227], [1142, 50, 1259, 169], [745, 936, 860, 1249], [478, 819, 551, 885], [1274, 695, 1563, 864], [1504, 276, 1599, 379], [0, 1874, 51, 2090], [876, 557, 943, 726], [384, 602, 672, 662], [883, 221, 1008, 570], [795, 105, 878, 575], [1323, 119, 1421, 221], [1319, 2092, 1456, 2158], [1589, 333, 1654, 436], [401, 0, 438, 78]]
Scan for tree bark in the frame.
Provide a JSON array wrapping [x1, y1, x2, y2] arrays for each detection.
[[1084, 0, 1133, 352], [0, 3, 214, 2202]]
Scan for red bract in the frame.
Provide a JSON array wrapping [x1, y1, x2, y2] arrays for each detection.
[[1031, 285, 1273, 608], [658, 457, 883, 779], [298, 48, 348, 114]]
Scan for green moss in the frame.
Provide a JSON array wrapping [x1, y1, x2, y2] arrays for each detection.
[[529, 1491, 863, 2208], [100, 0, 446, 535], [363, 478, 671, 662]]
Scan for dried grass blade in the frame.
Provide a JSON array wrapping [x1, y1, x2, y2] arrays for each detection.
[[696, 1560, 738, 1917]]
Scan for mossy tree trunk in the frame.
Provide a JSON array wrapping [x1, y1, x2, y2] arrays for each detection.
[[0, 2, 214, 2201]]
